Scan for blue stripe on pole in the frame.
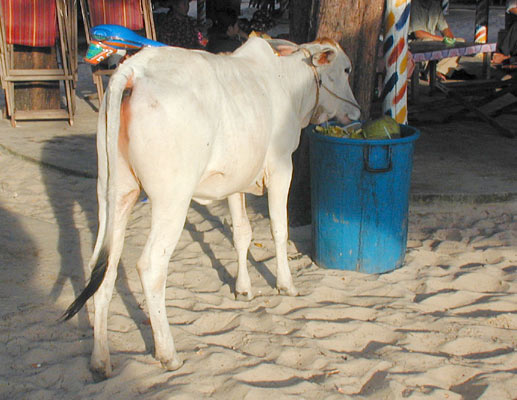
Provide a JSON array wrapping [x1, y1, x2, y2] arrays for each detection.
[[442, 0, 449, 14], [395, 4, 411, 31], [383, 35, 394, 55], [381, 72, 398, 101]]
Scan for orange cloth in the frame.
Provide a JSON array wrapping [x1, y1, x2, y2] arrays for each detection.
[[87, 0, 144, 31], [1, 0, 57, 47]]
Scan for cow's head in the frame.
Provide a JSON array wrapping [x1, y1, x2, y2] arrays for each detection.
[[267, 38, 361, 125], [302, 39, 361, 124]]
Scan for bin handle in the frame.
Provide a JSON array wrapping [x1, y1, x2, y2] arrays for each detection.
[[363, 145, 392, 173]]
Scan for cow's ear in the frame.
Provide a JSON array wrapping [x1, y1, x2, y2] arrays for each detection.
[[265, 39, 299, 56], [312, 49, 337, 66], [276, 45, 298, 56]]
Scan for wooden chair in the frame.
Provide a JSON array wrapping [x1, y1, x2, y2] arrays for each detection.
[[79, 0, 156, 104], [0, 0, 76, 127]]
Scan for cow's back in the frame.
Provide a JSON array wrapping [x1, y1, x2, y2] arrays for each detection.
[[121, 39, 295, 200]]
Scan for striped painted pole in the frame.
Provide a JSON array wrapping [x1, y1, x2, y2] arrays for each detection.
[[382, 0, 411, 124], [475, 0, 489, 43], [441, 0, 449, 16]]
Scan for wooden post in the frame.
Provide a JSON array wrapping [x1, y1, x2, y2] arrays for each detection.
[[13, 45, 60, 111], [289, 0, 318, 44], [287, 0, 318, 227]]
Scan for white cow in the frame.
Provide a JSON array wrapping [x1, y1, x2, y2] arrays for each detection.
[[62, 37, 360, 377]]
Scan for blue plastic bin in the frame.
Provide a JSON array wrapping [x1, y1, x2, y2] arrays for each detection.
[[309, 123, 420, 273]]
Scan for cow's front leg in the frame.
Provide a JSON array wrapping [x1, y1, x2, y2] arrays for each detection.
[[267, 164, 298, 296], [228, 193, 253, 300]]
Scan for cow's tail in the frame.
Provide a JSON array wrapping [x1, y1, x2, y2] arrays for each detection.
[[60, 65, 135, 322]]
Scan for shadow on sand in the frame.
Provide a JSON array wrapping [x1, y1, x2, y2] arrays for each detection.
[[39, 129, 311, 335], [40, 135, 152, 351]]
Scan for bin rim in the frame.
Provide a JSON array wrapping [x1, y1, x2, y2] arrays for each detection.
[[310, 121, 420, 146]]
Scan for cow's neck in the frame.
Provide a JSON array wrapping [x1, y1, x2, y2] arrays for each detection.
[[282, 51, 321, 128], [300, 56, 321, 128]]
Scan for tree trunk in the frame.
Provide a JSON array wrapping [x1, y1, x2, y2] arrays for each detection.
[[316, 0, 384, 121]]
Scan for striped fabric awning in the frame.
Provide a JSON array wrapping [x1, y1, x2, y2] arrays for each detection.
[[1, 0, 58, 47], [87, 0, 144, 31]]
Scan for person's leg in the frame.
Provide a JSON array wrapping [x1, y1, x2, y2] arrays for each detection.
[[436, 57, 459, 78], [498, 22, 517, 56], [438, 39, 476, 80]]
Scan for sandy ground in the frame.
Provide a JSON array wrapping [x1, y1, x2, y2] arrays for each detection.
[[0, 143, 516, 399], [1, 4, 516, 400]]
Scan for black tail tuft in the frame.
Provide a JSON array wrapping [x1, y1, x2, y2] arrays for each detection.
[[59, 247, 110, 322]]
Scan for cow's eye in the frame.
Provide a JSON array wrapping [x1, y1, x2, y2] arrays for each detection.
[[344, 67, 351, 74]]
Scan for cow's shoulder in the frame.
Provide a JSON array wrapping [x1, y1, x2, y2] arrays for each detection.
[[231, 37, 279, 63], [132, 46, 207, 72]]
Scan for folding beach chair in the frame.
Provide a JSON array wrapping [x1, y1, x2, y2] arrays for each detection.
[[79, 0, 155, 104], [0, 0, 77, 127]]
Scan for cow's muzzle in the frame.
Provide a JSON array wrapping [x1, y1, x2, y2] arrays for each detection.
[[321, 83, 361, 115]]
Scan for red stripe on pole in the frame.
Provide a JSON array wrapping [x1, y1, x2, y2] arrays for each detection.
[[393, 81, 407, 105], [388, 37, 406, 66]]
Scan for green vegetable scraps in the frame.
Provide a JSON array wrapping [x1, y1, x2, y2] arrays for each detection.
[[316, 116, 401, 140]]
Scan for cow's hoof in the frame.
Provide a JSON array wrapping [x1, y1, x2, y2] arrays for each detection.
[[160, 355, 183, 371], [235, 291, 254, 301], [277, 285, 299, 297], [90, 359, 111, 381]]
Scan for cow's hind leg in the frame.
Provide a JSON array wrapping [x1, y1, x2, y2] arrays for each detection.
[[91, 178, 140, 378], [136, 197, 190, 371], [267, 165, 298, 296], [228, 193, 253, 300]]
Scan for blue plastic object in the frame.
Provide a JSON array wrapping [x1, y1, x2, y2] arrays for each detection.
[[309, 123, 420, 273], [90, 24, 167, 49], [84, 25, 167, 65]]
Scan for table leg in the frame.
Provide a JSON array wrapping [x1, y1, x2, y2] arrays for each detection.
[[411, 62, 420, 103], [483, 53, 490, 79], [429, 60, 437, 96], [436, 81, 515, 138]]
